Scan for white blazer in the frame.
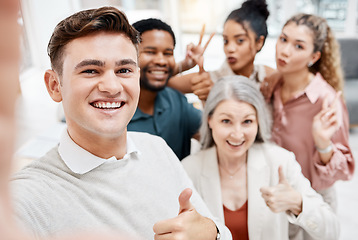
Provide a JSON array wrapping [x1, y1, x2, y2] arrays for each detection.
[[182, 142, 339, 240]]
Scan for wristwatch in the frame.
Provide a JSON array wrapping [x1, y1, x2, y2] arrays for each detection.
[[216, 225, 221, 240]]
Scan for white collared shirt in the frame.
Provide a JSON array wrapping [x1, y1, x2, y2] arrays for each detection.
[[58, 130, 140, 174]]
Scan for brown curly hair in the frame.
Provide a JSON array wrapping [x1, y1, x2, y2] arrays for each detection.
[[284, 13, 344, 92]]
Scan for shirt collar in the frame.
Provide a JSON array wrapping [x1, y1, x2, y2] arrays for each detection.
[[155, 90, 170, 113], [274, 73, 324, 105], [305, 73, 324, 104], [131, 89, 170, 121], [58, 130, 140, 174]]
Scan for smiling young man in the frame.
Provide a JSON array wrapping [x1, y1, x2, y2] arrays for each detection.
[[127, 19, 202, 160], [10, 7, 230, 240]]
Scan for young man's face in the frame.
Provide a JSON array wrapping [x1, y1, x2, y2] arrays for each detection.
[[47, 32, 140, 145], [138, 29, 175, 91]]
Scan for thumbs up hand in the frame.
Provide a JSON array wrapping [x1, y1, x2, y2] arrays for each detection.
[[178, 188, 195, 214], [190, 57, 213, 101], [153, 188, 217, 240], [260, 166, 303, 216], [185, 24, 215, 69]]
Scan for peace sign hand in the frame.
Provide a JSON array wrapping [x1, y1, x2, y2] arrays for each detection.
[[312, 91, 342, 152], [184, 24, 215, 69]]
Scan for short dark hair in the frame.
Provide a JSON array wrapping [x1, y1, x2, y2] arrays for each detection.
[[132, 18, 176, 46], [47, 6, 139, 75], [226, 0, 269, 47]]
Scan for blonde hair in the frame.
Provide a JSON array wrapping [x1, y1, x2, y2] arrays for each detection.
[[285, 13, 344, 92]]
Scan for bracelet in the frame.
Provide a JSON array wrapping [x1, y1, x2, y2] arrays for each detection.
[[215, 225, 221, 240], [316, 143, 333, 154]]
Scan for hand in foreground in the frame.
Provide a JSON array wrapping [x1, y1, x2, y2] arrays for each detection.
[[260, 166, 302, 216], [312, 91, 342, 151], [0, 1, 138, 240], [260, 70, 282, 102], [153, 188, 216, 240], [191, 73, 213, 101], [0, 0, 22, 237], [190, 54, 213, 101]]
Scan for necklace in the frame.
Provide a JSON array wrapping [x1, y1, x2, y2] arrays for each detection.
[[219, 161, 246, 179]]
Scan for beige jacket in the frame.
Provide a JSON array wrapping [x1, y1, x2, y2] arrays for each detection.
[[182, 142, 339, 240]]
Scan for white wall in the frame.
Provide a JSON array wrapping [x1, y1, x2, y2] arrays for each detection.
[[21, 0, 82, 70]]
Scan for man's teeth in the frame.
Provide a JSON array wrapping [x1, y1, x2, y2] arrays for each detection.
[[150, 70, 166, 75], [93, 102, 122, 109]]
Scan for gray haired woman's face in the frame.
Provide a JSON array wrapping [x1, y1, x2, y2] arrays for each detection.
[[208, 99, 258, 162]]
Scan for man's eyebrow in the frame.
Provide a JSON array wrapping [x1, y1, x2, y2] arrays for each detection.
[[143, 46, 156, 50], [75, 59, 104, 69], [74, 59, 137, 69], [143, 46, 173, 51], [115, 59, 137, 67]]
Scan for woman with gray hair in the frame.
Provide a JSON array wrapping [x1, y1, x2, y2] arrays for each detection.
[[182, 76, 339, 240]]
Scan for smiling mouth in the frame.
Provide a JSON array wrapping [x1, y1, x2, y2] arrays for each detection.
[[149, 70, 167, 75], [147, 70, 169, 79], [91, 101, 125, 109], [227, 140, 244, 147]]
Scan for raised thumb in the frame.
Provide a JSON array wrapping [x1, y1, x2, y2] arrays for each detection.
[[198, 56, 205, 73], [322, 94, 330, 110], [278, 165, 287, 184], [178, 188, 193, 214]]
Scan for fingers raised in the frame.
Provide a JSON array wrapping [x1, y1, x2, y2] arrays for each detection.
[[332, 91, 342, 107], [278, 166, 287, 184], [202, 32, 215, 52], [178, 188, 193, 214], [198, 24, 205, 45], [198, 56, 205, 73], [321, 94, 330, 110], [197, 24, 214, 53]]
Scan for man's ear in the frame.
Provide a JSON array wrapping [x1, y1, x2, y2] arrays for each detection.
[[44, 69, 62, 102]]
